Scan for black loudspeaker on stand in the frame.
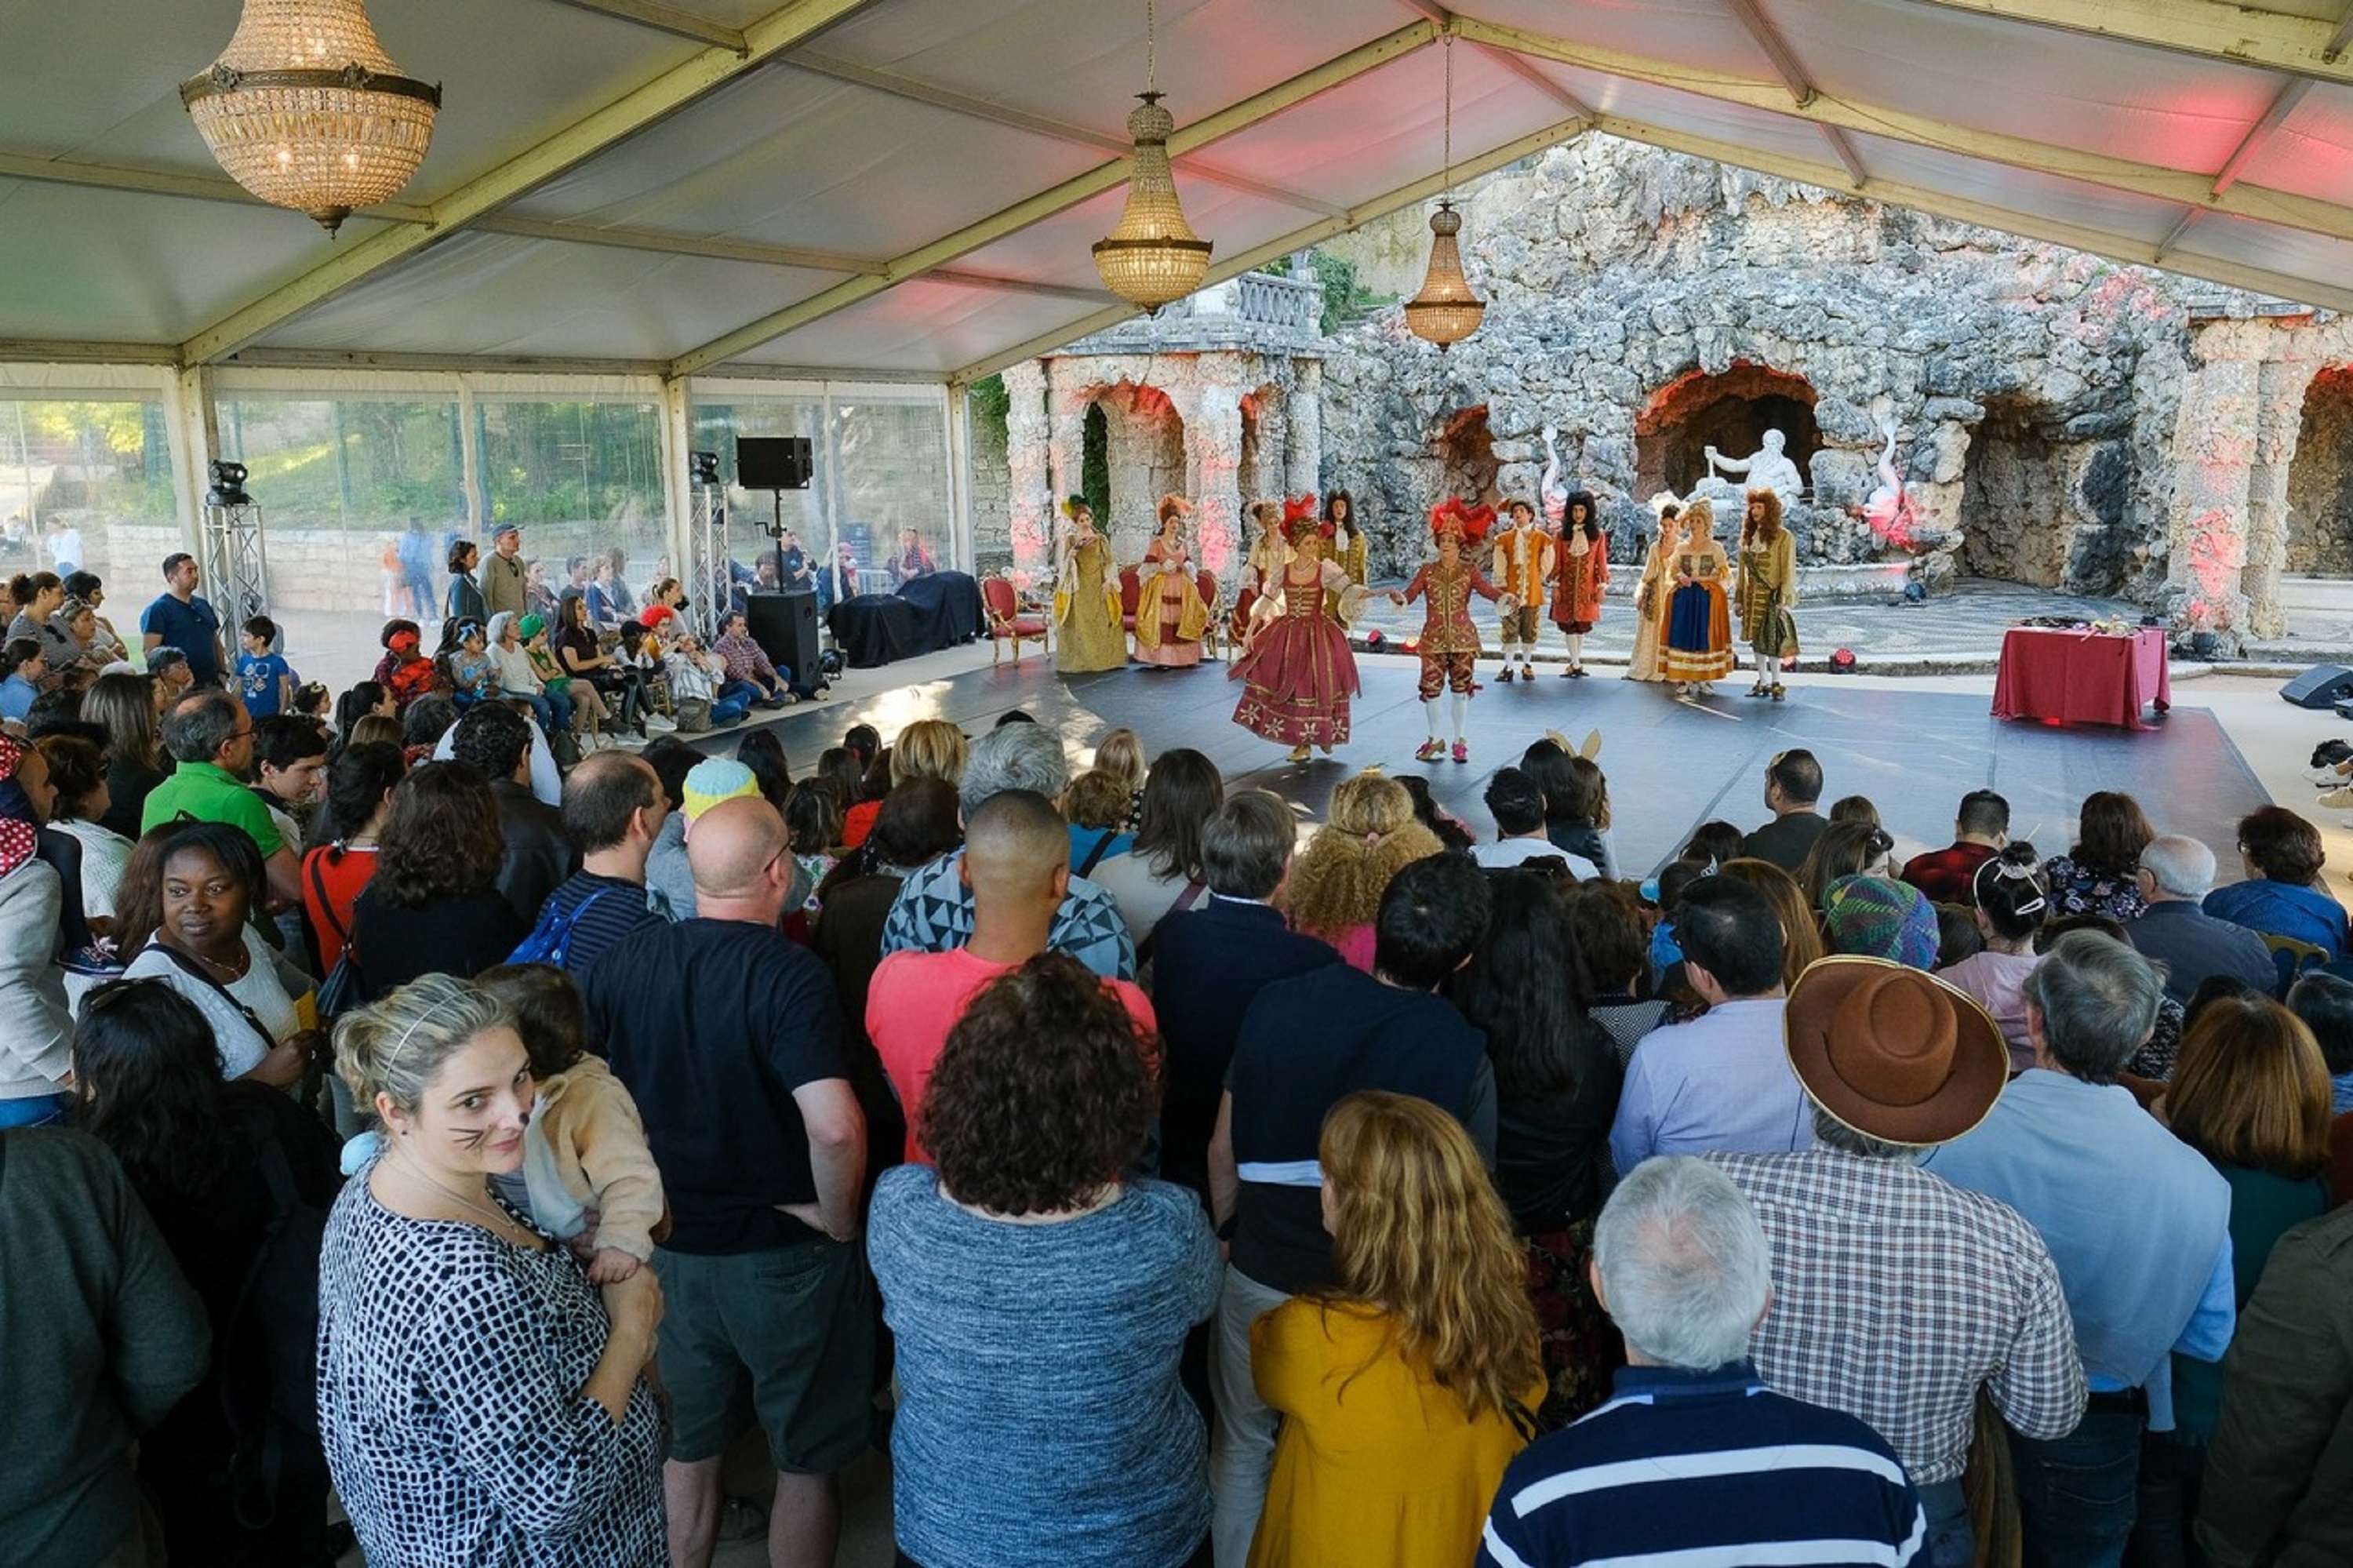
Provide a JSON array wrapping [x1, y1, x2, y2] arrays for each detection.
[[2281, 664, 2353, 710], [746, 590, 822, 691]]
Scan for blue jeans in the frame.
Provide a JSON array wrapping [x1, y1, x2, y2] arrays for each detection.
[[714, 680, 758, 725], [540, 684, 573, 735], [1918, 1479, 1974, 1568], [2011, 1406, 2144, 1568], [0, 1092, 68, 1129]]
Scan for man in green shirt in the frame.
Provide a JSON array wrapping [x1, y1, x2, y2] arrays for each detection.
[[142, 689, 300, 911]]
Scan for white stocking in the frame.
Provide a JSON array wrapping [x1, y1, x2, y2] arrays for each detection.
[[1451, 689, 1470, 743], [1424, 697, 1445, 740], [1755, 649, 1773, 678], [1567, 631, 1584, 666], [1500, 635, 1520, 667]]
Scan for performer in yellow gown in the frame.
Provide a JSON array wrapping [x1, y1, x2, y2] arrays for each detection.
[[1133, 494, 1210, 669], [1053, 495, 1126, 675], [1625, 497, 1682, 685]]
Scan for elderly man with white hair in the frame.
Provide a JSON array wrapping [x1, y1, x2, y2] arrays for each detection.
[[2126, 834, 2278, 1003], [1476, 1157, 1926, 1568]]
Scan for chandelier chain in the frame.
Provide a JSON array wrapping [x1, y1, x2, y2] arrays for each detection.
[[1147, 0, 1158, 96], [1442, 34, 1454, 197]]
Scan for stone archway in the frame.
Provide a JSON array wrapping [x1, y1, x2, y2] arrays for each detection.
[[1959, 396, 2069, 584], [1635, 362, 1821, 499], [2288, 366, 2353, 576], [1084, 382, 1187, 558]]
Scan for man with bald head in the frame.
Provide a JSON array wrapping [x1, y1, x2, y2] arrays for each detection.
[[867, 788, 1156, 1163], [580, 792, 872, 1568]]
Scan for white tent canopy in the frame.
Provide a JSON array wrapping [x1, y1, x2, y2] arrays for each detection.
[[8, 0, 2353, 386]]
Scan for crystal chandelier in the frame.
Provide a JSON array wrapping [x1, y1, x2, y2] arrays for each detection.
[[181, 0, 441, 235], [1404, 38, 1484, 351], [1093, 0, 1213, 314]]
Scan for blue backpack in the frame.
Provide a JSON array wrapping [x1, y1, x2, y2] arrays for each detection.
[[507, 886, 615, 968]]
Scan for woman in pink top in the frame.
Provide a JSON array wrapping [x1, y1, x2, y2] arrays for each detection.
[[1934, 845, 2049, 1071]]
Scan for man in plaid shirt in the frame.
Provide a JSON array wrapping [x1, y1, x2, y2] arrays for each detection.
[[710, 609, 794, 709], [1713, 958, 2086, 1568]]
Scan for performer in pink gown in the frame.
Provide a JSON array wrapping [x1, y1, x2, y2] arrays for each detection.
[[1228, 498, 1362, 762]]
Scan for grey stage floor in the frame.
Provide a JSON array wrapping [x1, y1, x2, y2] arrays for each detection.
[[705, 655, 2271, 879]]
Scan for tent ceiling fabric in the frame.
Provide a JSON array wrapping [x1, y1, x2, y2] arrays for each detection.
[[7, 0, 2353, 380]]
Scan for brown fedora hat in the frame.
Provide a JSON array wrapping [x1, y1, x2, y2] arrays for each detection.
[[1784, 956, 2009, 1147]]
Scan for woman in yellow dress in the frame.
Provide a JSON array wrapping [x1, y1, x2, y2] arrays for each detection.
[[1625, 498, 1682, 684], [1233, 500, 1291, 646], [1133, 494, 1211, 669], [1736, 487, 1799, 700], [1323, 490, 1368, 624], [1053, 495, 1126, 675], [1247, 1091, 1544, 1568], [1660, 497, 1735, 697]]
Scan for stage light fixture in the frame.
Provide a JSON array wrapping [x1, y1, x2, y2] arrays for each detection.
[[207, 460, 252, 508]]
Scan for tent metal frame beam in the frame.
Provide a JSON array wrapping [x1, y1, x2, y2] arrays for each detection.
[[1719, 0, 1869, 186], [1456, 16, 2353, 249], [178, 0, 885, 368], [0, 149, 431, 222], [0, 339, 178, 366], [1893, 0, 2353, 86], [536, 0, 747, 52], [668, 17, 1442, 377], [784, 53, 1350, 217], [951, 112, 1590, 387]]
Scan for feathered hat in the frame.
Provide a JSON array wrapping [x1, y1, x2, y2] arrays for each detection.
[[1430, 497, 1496, 544], [1281, 493, 1326, 542], [1157, 493, 1195, 527]]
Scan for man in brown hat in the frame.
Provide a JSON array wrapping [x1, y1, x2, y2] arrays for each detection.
[[1711, 957, 2086, 1568]]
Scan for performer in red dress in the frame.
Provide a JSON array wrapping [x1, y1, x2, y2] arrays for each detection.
[[1391, 497, 1507, 763], [1228, 498, 1363, 763]]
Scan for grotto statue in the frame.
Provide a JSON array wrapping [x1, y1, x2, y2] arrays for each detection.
[[1700, 429, 1806, 509]]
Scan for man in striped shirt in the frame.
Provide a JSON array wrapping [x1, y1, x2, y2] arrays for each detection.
[[1480, 1156, 1925, 1568]]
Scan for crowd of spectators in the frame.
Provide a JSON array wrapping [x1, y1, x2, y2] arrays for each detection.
[[11, 554, 2353, 1568]]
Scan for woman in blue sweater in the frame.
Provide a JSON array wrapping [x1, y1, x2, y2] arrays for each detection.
[[870, 952, 1219, 1568]]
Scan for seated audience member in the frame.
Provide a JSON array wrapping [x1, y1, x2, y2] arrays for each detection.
[[881, 721, 1137, 981], [1454, 871, 1624, 1426], [319, 976, 665, 1566], [0, 1119, 208, 1565], [1253, 1093, 1544, 1568], [1475, 767, 1596, 876], [1715, 959, 2082, 1568], [1064, 767, 1136, 875], [638, 739, 710, 919], [143, 689, 301, 910], [1519, 739, 1615, 878], [871, 953, 1218, 1568], [0, 738, 74, 1129], [1088, 748, 1224, 951], [1207, 852, 1496, 1566], [1286, 773, 1445, 972], [2127, 834, 2276, 1003], [710, 610, 792, 710], [1609, 878, 1810, 1173], [1934, 902, 1985, 968], [0, 636, 46, 722], [1398, 774, 1477, 855], [147, 646, 197, 711], [1936, 844, 2050, 1069], [1646, 860, 1707, 991], [2289, 971, 2353, 1119], [2195, 1198, 2353, 1563], [1715, 857, 1826, 993], [1476, 1158, 1926, 1568], [1565, 880, 1669, 1066], [1680, 819, 1747, 871], [35, 733, 132, 937], [813, 779, 963, 1048], [302, 740, 402, 974], [118, 820, 316, 1087], [784, 778, 844, 913], [451, 703, 573, 925], [1821, 874, 1940, 970], [1904, 788, 2010, 904], [1093, 727, 1147, 827], [1796, 820, 1897, 910], [736, 727, 792, 811], [867, 789, 1155, 1162], [72, 980, 343, 1566], [372, 620, 437, 711], [1739, 748, 1827, 871], [474, 965, 664, 1283], [2205, 806, 2349, 976], [247, 713, 329, 856], [1921, 932, 2233, 1567], [485, 612, 569, 744], [1151, 790, 1341, 1196], [347, 762, 528, 999], [85, 669, 166, 839], [2037, 914, 2188, 1082], [845, 720, 964, 849], [2042, 791, 2155, 922], [577, 797, 870, 1568], [537, 751, 674, 973], [2137, 994, 2333, 1558]]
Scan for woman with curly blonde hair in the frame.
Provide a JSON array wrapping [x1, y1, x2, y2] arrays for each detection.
[[1248, 1090, 1544, 1567], [1282, 773, 1442, 971]]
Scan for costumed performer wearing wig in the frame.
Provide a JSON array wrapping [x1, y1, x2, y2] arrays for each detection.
[[1542, 426, 1610, 678], [1053, 494, 1126, 675], [1737, 486, 1799, 700], [1659, 495, 1733, 697], [1133, 494, 1211, 669], [1324, 489, 1369, 624], [1228, 497, 1365, 763], [1489, 498, 1552, 683], [1624, 497, 1680, 685], [1389, 497, 1509, 763], [1232, 498, 1293, 646]]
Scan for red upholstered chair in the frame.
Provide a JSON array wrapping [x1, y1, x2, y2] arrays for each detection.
[[1196, 568, 1223, 658], [984, 572, 1048, 664], [1118, 566, 1143, 635]]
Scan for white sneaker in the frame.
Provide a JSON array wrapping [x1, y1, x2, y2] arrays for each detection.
[[645, 713, 677, 733]]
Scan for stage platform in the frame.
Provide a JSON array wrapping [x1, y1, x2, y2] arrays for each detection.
[[699, 652, 2272, 880]]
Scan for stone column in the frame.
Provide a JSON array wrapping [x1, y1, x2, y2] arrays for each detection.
[[1253, 392, 1289, 504], [1287, 359, 1325, 497], [2165, 351, 2261, 646], [1044, 366, 1093, 574], [1001, 358, 1053, 583], [1184, 382, 1246, 580], [2244, 360, 2315, 640]]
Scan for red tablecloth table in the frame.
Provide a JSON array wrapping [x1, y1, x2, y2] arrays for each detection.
[[1991, 627, 2172, 730]]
